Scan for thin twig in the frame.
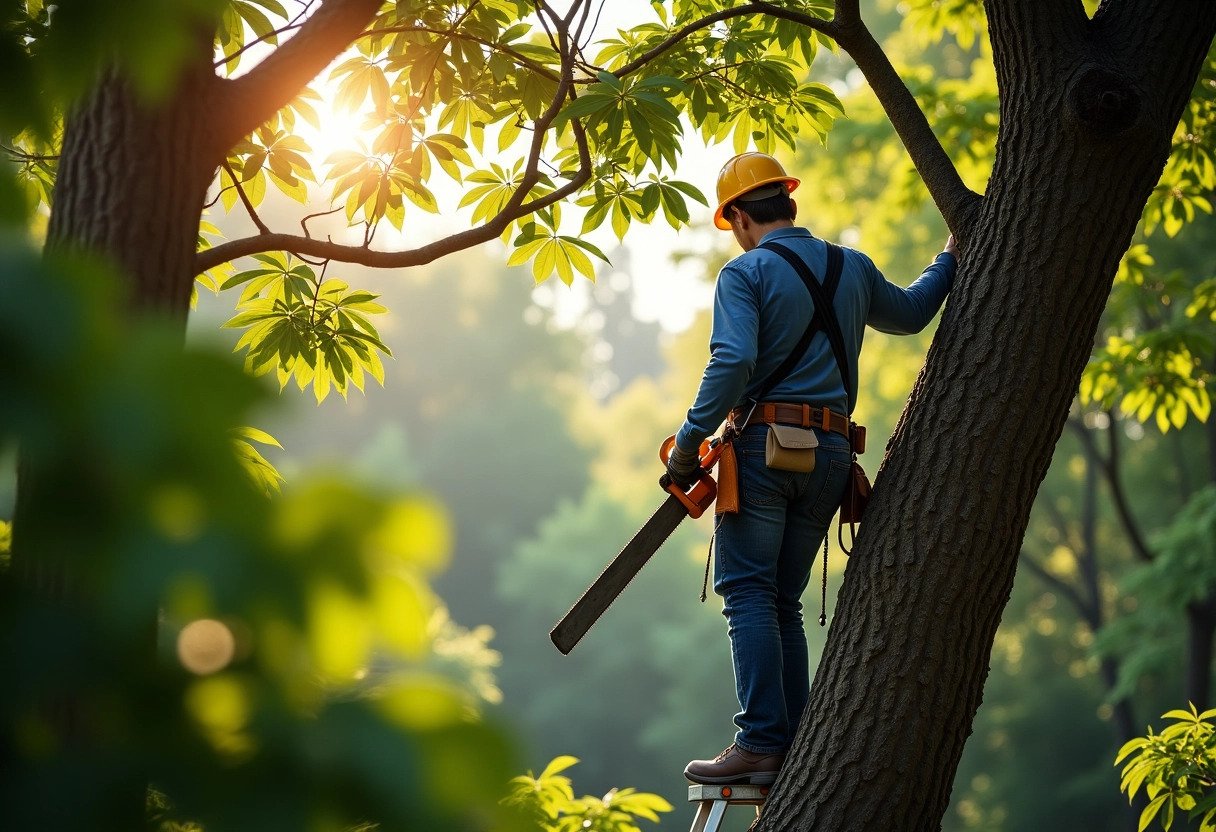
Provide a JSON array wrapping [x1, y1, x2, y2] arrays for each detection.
[[368, 25, 560, 80], [203, 184, 236, 210], [534, 1, 562, 54], [1, 144, 59, 162], [576, 0, 606, 51], [215, 20, 308, 70], [301, 206, 343, 238], [223, 161, 272, 235]]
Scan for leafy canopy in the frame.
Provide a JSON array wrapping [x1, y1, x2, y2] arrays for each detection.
[[4, 0, 845, 402]]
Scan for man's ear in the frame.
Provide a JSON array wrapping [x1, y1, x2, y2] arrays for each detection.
[[789, 198, 798, 222]]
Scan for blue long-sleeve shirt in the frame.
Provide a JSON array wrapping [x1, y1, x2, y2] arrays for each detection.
[[675, 226, 956, 451]]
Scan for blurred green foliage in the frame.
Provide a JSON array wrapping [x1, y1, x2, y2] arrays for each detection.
[[0, 0, 227, 137], [1095, 487, 1216, 702], [0, 243, 521, 830]]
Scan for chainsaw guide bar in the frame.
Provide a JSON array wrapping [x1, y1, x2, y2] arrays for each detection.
[[549, 493, 689, 655]]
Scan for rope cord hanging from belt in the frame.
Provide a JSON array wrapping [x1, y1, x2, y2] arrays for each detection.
[[701, 514, 721, 603], [819, 535, 829, 627]]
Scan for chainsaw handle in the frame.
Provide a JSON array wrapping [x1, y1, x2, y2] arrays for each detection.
[[658, 435, 720, 519], [658, 435, 724, 471]]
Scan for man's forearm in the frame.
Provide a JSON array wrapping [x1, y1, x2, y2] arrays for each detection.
[[676, 356, 752, 450]]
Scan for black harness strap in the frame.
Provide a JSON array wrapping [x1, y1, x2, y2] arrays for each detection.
[[758, 240, 853, 414], [749, 239, 846, 406]]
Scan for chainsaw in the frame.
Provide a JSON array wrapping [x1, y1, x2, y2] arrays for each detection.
[[549, 435, 725, 655]]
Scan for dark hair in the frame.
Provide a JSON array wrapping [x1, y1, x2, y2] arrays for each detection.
[[723, 192, 795, 225]]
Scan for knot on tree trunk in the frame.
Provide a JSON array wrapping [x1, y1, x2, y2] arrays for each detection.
[[1070, 66, 1141, 137]]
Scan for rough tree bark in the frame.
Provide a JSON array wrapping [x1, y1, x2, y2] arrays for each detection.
[[754, 1, 1216, 829]]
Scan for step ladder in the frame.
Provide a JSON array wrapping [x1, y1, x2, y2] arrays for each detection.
[[687, 783, 769, 832]]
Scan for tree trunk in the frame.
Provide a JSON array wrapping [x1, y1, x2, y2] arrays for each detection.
[[8, 42, 222, 830], [755, 3, 1216, 829], [43, 55, 222, 319], [15, 36, 221, 579]]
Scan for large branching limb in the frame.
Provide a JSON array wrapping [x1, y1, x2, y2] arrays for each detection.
[[215, 0, 382, 156], [828, 0, 982, 238], [609, 1, 981, 239], [201, 0, 979, 269], [197, 64, 591, 275]]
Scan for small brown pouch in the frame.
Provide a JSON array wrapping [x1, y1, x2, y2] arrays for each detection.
[[715, 443, 739, 514], [839, 461, 871, 524], [765, 424, 818, 472]]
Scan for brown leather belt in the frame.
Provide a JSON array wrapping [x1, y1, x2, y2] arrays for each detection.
[[729, 402, 852, 439]]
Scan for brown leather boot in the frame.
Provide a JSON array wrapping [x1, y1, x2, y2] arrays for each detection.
[[684, 743, 785, 785]]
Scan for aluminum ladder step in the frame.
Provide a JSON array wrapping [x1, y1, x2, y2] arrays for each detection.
[[687, 783, 770, 832]]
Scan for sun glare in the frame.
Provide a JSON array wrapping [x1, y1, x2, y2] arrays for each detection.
[[306, 93, 374, 162]]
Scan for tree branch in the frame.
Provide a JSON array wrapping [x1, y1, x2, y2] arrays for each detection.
[[1069, 415, 1155, 563], [368, 25, 560, 81], [214, 0, 315, 70], [198, 51, 591, 276], [223, 162, 271, 235], [216, 0, 382, 155], [1, 144, 59, 162], [202, 0, 981, 270], [196, 129, 591, 274], [301, 206, 343, 238], [572, 0, 601, 51], [828, 6, 982, 238], [611, 2, 833, 79], [1019, 550, 1094, 624], [607, 2, 981, 238]]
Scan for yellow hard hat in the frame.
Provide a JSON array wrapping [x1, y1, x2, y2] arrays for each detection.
[[713, 152, 800, 230]]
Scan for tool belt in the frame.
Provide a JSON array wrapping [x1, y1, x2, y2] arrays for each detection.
[[717, 402, 871, 544], [728, 402, 864, 453]]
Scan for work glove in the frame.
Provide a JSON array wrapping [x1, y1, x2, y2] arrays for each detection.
[[662, 443, 702, 491]]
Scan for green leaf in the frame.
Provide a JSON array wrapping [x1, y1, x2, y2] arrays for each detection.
[[233, 425, 283, 449], [1142, 794, 1168, 832], [539, 755, 580, 779]]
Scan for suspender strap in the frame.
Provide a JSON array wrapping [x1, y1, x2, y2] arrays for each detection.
[[747, 240, 847, 407], [757, 240, 855, 415]]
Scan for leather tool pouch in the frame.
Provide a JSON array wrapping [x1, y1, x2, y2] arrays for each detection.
[[715, 443, 739, 514], [839, 460, 871, 525], [765, 424, 818, 472]]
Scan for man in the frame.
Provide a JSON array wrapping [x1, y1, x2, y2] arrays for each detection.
[[667, 152, 958, 785]]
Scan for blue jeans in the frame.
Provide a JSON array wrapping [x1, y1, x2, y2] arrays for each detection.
[[713, 423, 852, 753]]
